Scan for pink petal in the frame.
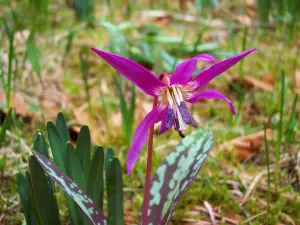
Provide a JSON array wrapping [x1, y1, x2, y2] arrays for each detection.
[[158, 108, 172, 135], [91, 48, 167, 96], [126, 105, 166, 175], [186, 89, 236, 115], [188, 48, 257, 91], [170, 54, 218, 86]]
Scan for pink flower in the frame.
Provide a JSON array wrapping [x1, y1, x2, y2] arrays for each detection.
[[91, 47, 256, 174]]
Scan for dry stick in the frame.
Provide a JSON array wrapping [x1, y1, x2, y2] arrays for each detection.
[[204, 201, 217, 225], [240, 211, 267, 224], [193, 206, 238, 225], [142, 96, 158, 225], [240, 168, 274, 206]]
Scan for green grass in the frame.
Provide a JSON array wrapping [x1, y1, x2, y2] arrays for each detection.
[[0, 0, 300, 224]]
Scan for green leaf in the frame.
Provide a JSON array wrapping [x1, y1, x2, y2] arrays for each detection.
[[105, 147, 115, 170], [106, 157, 124, 225], [25, 171, 41, 225], [16, 173, 31, 225], [56, 112, 70, 144], [139, 129, 214, 225], [65, 142, 86, 225], [29, 156, 61, 225], [100, 21, 128, 57], [66, 142, 86, 190], [0, 108, 12, 143], [26, 32, 41, 75], [33, 152, 107, 225], [47, 121, 66, 172], [76, 125, 91, 177], [64, 31, 74, 56], [33, 132, 49, 158], [72, 0, 94, 20], [87, 145, 104, 211]]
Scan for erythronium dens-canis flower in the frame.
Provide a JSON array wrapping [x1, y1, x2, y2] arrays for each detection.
[[91, 47, 257, 174]]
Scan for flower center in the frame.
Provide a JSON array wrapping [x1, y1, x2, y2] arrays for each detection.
[[162, 86, 198, 138]]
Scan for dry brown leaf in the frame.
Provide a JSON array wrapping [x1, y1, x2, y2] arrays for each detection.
[[296, 70, 300, 91], [232, 75, 274, 92], [40, 84, 69, 120], [235, 14, 252, 26], [154, 15, 173, 27], [0, 90, 33, 120], [222, 129, 273, 161]]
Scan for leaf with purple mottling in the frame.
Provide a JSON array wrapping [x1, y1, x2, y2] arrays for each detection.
[[139, 129, 213, 225], [33, 151, 107, 225]]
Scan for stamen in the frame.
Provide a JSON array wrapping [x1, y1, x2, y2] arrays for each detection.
[[166, 109, 174, 129], [178, 130, 185, 138], [176, 108, 186, 131], [176, 87, 184, 102], [172, 86, 181, 105], [166, 89, 173, 108], [190, 116, 198, 128], [174, 118, 180, 131], [178, 102, 191, 124]]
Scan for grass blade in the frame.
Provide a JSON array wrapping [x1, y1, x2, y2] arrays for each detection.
[[275, 70, 285, 190], [26, 32, 41, 76], [79, 51, 92, 116], [6, 30, 14, 109], [0, 108, 12, 143]]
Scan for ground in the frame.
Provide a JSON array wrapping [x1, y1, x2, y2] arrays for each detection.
[[0, 0, 299, 224]]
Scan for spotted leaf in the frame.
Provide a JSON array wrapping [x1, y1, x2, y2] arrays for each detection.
[[33, 151, 107, 225], [139, 129, 213, 225]]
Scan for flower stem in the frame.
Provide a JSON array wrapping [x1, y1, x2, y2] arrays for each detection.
[[142, 96, 158, 225]]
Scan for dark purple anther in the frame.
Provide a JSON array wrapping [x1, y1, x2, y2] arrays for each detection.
[[178, 102, 191, 124], [178, 130, 185, 138], [190, 116, 198, 128], [174, 118, 179, 131], [166, 108, 174, 129]]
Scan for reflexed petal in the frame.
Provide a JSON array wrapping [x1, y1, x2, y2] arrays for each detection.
[[126, 105, 166, 174], [158, 108, 173, 135], [186, 90, 236, 114], [188, 48, 257, 91], [91, 48, 167, 96], [170, 54, 218, 86]]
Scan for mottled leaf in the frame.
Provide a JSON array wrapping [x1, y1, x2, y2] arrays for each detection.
[[139, 129, 213, 225], [33, 151, 107, 225]]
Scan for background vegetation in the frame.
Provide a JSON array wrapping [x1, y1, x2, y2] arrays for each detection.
[[0, 0, 299, 224]]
